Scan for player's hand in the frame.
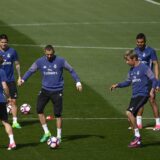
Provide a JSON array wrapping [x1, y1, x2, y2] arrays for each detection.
[[17, 79, 24, 87], [17, 77, 22, 86], [110, 84, 118, 91], [7, 97, 12, 103], [150, 88, 155, 99], [76, 82, 82, 92]]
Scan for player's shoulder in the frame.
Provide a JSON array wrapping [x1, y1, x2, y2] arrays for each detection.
[[7, 47, 17, 53], [55, 55, 65, 61], [139, 63, 149, 70], [145, 46, 156, 52]]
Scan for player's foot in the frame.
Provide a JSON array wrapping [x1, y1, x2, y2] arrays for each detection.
[[153, 124, 160, 131], [7, 142, 16, 150], [128, 136, 141, 148], [57, 137, 62, 143], [128, 126, 132, 130], [12, 122, 21, 129], [137, 124, 142, 129], [40, 132, 51, 143]]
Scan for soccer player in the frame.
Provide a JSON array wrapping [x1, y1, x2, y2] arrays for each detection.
[[0, 55, 16, 150], [110, 50, 157, 148], [134, 33, 160, 130], [0, 34, 21, 129], [18, 45, 82, 143]]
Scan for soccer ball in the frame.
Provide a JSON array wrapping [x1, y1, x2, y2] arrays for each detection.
[[47, 136, 60, 149], [7, 104, 12, 114], [20, 103, 31, 114]]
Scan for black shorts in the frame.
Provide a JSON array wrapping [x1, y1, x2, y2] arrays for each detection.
[[127, 96, 149, 117], [0, 103, 8, 121], [7, 81, 18, 99], [36, 89, 63, 117]]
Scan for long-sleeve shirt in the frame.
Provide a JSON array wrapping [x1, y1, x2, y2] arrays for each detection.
[[22, 55, 80, 92], [117, 63, 157, 98]]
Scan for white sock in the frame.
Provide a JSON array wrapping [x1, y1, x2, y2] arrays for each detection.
[[13, 117, 17, 123], [9, 134, 15, 144], [57, 128, 62, 138], [155, 118, 160, 125], [134, 128, 140, 137], [136, 116, 142, 126], [42, 124, 49, 134]]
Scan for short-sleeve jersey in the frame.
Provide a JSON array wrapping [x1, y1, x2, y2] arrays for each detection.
[[0, 68, 7, 102], [0, 47, 19, 82], [134, 46, 158, 70]]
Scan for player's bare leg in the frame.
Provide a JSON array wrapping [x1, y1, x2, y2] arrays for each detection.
[[149, 97, 160, 130], [56, 117, 62, 141], [38, 113, 51, 142], [2, 121, 16, 150], [126, 111, 141, 148], [11, 99, 21, 129]]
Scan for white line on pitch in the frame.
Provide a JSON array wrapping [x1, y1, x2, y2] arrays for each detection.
[[10, 43, 160, 51], [0, 21, 160, 27], [17, 117, 155, 120], [145, 0, 160, 5]]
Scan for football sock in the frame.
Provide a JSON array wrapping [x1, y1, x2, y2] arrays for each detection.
[[57, 128, 62, 138], [13, 117, 17, 123], [155, 118, 160, 125], [9, 134, 15, 144], [136, 116, 142, 126], [42, 124, 50, 134], [134, 128, 140, 137]]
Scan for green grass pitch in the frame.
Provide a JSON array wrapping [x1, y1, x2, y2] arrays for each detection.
[[0, 0, 160, 159]]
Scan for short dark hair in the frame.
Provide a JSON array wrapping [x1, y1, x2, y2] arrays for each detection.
[[124, 50, 138, 60], [136, 33, 146, 42], [0, 55, 4, 65], [0, 34, 8, 41], [44, 45, 55, 53]]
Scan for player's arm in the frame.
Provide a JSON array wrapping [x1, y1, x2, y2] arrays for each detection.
[[2, 81, 11, 102], [63, 60, 82, 92], [19, 62, 38, 86], [15, 60, 22, 86], [110, 74, 131, 91], [151, 49, 159, 79], [146, 67, 157, 98], [153, 60, 159, 80]]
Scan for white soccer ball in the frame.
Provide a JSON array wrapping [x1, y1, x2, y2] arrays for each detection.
[[47, 136, 60, 149], [20, 103, 31, 114], [7, 104, 12, 114]]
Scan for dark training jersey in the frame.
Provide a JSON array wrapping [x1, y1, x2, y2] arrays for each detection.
[[117, 63, 157, 98], [134, 46, 158, 70], [22, 55, 80, 92], [0, 68, 7, 102], [0, 47, 19, 82]]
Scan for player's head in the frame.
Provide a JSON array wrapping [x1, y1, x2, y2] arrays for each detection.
[[136, 33, 146, 50], [124, 50, 138, 66], [0, 55, 4, 65], [0, 34, 9, 50], [44, 45, 55, 62]]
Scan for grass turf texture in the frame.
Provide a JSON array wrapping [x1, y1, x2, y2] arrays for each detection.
[[0, 0, 160, 159]]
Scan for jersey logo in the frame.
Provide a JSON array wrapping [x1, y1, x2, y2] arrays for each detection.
[[7, 53, 11, 58], [142, 53, 146, 57], [53, 64, 57, 69], [43, 66, 47, 69]]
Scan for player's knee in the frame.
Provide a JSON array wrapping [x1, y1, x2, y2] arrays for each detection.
[[54, 114, 62, 118], [36, 107, 44, 114], [126, 110, 131, 117]]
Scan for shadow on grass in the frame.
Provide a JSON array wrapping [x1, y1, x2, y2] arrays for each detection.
[[142, 141, 160, 148], [16, 142, 40, 150], [20, 120, 39, 127], [63, 134, 105, 142]]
